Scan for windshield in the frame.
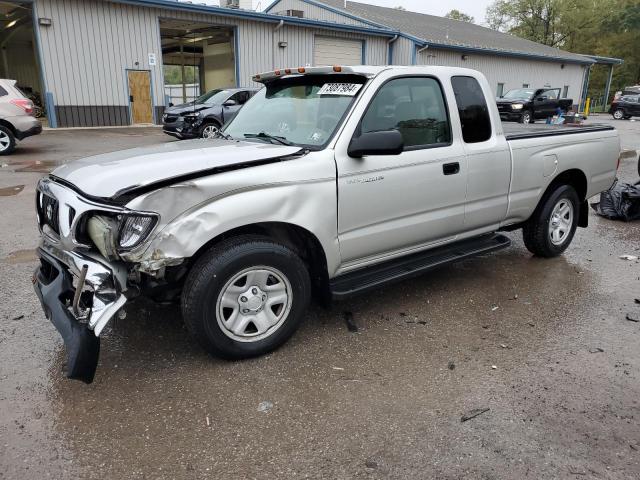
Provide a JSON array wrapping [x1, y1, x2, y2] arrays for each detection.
[[502, 89, 535, 100], [195, 89, 230, 105], [223, 75, 367, 149]]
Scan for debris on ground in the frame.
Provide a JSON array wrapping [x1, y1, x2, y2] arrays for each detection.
[[626, 313, 640, 323], [343, 311, 358, 333], [332, 366, 344, 371], [206, 416, 210, 426], [500, 344, 508, 349], [491, 305, 499, 311], [11, 315, 24, 321], [634, 298, 640, 305], [591, 180, 640, 221], [257, 401, 273, 413], [589, 347, 605, 353], [364, 459, 378, 469], [619, 255, 639, 261], [460, 407, 490, 422], [447, 361, 455, 370], [491, 365, 497, 369]]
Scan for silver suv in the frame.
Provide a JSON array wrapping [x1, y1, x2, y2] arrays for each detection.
[[0, 79, 42, 155]]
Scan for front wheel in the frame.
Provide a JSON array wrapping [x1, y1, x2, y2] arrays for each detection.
[[523, 184, 580, 257], [181, 235, 311, 359], [612, 109, 625, 120], [200, 121, 221, 139], [0, 125, 16, 156], [519, 110, 534, 124]]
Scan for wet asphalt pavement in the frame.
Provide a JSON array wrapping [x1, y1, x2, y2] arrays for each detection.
[[1, 121, 639, 479]]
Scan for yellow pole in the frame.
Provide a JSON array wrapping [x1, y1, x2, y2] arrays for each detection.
[[584, 97, 591, 117]]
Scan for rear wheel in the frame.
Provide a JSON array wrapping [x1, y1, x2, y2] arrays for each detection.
[[612, 109, 625, 120], [523, 184, 579, 257], [0, 125, 16, 156], [181, 235, 311, 359]]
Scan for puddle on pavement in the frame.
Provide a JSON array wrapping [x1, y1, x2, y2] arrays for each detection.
[[0, 185, 24, 196], [16, 161, 58, 173], [3, 249, 37, 264]]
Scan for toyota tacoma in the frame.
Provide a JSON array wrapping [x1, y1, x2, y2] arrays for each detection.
[[33, 66, 620, 382]]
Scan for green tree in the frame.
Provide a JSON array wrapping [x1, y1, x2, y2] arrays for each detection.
[[485, 0, 640, 104], [445, 9, 474, 23]]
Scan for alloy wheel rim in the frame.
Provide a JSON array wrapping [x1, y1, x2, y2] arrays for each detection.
[[202, 125, 219, 138], [548, 199, 574, 245], [0, 131, 9, 151], [614, 110, 623, 119], [216, 266, 292, 342], [523, 112, 531, 123]]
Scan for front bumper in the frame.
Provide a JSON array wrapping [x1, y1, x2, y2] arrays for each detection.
[[33, 243, 127, 383], [162, 119, 199, 139], [499, 112, 524, 121]]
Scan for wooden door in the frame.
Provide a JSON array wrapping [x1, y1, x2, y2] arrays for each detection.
[[127, 71, 153, 124]]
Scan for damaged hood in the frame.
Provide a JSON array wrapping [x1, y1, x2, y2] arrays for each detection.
[[51, 139, 303, 199]]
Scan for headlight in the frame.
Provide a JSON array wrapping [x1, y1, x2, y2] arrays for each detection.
[[183, 111, 201, 119], [118, 215, 157, 249], [87, 213, 157, 259], [511, 104, 524, 110]]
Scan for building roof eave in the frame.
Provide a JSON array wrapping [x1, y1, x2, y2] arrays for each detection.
[[108, 0, 398, 37]]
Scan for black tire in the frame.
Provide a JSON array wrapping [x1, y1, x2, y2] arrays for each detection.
[[519, 110, 534, 124], [181, 235, 311, 359], [522, 184, 580, 258], [612, 109, 625, 120], [199, 121, 221, 139], [0, 125, 16, 156]]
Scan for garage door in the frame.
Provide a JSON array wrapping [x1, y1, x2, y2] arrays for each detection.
[[313, 36, 363, 66]]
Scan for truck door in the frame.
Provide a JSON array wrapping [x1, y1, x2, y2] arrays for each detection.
[[537, 88, 560, 118], [450, 76, 511, 231], [334, 75, 468, 264]]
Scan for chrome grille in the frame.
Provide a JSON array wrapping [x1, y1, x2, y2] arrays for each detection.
[[38, 193, 60, 234]]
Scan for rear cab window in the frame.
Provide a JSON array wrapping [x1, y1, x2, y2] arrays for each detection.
[[0, 86, 7, 97], [451, 76, 492, 143]]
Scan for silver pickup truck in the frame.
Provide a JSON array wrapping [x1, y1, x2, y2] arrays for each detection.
[[33, 66, 620, 382]]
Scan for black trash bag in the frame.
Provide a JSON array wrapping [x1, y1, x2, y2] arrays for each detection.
[[591, 179, 640, 221]]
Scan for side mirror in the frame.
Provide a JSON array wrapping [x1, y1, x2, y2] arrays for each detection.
[[168, 102, 174, 107], [348, 129, 404, 158], [223, 99, 237, 107]]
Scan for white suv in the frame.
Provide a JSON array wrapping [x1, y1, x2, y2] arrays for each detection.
[[0, 79, 42, 155]]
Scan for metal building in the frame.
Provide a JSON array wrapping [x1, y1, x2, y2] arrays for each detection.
[[1, 0, 605, 128]]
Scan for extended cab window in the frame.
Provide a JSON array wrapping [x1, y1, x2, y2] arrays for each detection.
[[360, 77, 451, 149], [0, 86, 7, 97], [451, 76, 492, 143]]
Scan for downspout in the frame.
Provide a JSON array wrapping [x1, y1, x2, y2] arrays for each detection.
[[387, 34, 398, 65], [274, 19, 284, 31], [415, 44, 429, 65]]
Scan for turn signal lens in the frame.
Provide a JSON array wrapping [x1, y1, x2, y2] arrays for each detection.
[[118, 215, 157, 249], [297, 67, 306, 73], [333, 66, 342, 72], [284, 68, 291, 74]]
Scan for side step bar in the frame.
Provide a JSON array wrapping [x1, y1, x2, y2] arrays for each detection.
[[330, 234, 511, 300]]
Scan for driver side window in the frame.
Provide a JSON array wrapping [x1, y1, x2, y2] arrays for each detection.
[[360, 77, 452, 149]]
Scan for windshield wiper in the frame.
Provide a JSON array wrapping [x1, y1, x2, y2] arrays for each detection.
[[244, 132, 293, 146]]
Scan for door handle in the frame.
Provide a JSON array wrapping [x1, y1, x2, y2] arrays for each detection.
[[442, 162, 460, 175], [130, 95, 134, 103]]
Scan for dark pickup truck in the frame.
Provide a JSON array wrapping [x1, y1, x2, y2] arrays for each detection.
[[496, 88, 573, 124]]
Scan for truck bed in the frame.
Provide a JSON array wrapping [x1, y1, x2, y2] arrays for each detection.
[[502, 122, 614, 140]]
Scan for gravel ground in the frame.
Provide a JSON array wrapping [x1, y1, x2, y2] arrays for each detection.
[[0, 122, 639, 480]]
